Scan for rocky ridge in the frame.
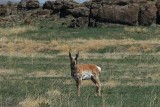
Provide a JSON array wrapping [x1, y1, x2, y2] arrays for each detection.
[[0, 0, 160, 27]]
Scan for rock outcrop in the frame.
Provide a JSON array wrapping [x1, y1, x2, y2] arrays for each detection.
[[43, 1, 54, 10], [156, 0, 160, 24], [91, 3, 139, 25], [89, 0, 157, 27], [139, 2, 157, 25], [0, 4, 13, 17], [41, 0, 158, 27], [17, 0, 39, 10], [1, 0, 160, 27]]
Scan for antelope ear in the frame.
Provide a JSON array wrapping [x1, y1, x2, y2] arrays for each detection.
[[75, 51, 79, 60], [69, 50, 72, 59]]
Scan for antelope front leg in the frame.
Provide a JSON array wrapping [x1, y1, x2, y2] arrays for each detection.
[[76, 79, 81, 96]]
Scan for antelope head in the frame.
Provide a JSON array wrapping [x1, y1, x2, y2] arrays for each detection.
[[69, 50, 79, 67]]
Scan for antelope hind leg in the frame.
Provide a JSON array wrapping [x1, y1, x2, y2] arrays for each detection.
[[91, 76, 101, 96]]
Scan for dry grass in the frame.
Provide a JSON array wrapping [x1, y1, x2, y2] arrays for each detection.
[[0, 38, 159, 56], [0, 69, 16, 75], [19, 97, 49, 107], [103, 79, 120, 88], [28, 70, 65, 78], [46, 89, 61, 97], [0, 40, 51, 54], [119, 63, 160, 87], [0, 26, 38, 36], [147, 72, 160, 81], [102, 75, 121, 88], [48, 39, 160, 53], [124, 27, 148, 34], [127, 43, 155, 53], [137, 63, 160, 68], [125, 81, 160, 87]]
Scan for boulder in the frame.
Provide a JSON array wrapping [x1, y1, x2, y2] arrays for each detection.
[[7, 1, 13, 7], [69, 17, 89, 28], [0, 5, 12, 16], [67, 7, 90, 18], [90, 3, 101, 18], [82, 1, 92, 8], [43, 0, 79, 17], [156, 0, 160, 24], [102, 0, 129, 5], [92, 0, 103, 2], [17, 0, 39, 10], [43, 1, 54, 10], [130, 0, 147, 3], [0, 5, 7, 16], [62, 1, 79, 9], [37, 9, 51, 16], [59, 1, 79, 17], [88, 18, 96, 27], [139, 2, 157, 25], [91, 3, 139, 25], [51, 0, 79, 11], [17, 0, 28, 10], [26, 0, 40, 10], [102, 0, 147, 4]]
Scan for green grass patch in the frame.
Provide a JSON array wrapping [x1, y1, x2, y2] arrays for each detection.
[[0, 20, 160, 107], [1, 20, 160, 41], [0, 53, 160, 107]]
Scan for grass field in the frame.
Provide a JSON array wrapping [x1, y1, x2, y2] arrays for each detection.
[[0, 20, 160, 107]]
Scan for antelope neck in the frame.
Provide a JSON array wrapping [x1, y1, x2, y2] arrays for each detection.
[[71, 63, 77, 71]]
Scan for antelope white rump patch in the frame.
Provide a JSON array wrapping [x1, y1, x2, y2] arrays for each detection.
[[96, 66, 101, 72]]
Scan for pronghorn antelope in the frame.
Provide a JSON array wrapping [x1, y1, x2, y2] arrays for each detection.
[[69, 50, 101, 96]]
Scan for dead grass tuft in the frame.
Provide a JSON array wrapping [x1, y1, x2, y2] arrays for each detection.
[[140, 43, 155, 53], [107, 79, 120, 88], [0, 69, 16, 75], [19, 97, 49, 107], [146, 72, 160, 81], [63, 79, 73, 85], [124, 27, 148, 34], [78, 39, 107, 51], [103, 78, 120, 88], [127, 46, 141, 53], [46, 89, 61, 97], [82, 80, 94, 86]]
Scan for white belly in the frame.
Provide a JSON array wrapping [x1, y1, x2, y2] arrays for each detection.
[[82, 71, 93, 80]]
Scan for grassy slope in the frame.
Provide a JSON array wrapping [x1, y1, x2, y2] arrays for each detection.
[[0, 20, 160, 107]]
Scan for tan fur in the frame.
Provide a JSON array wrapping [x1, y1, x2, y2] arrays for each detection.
[[77, 64, 100, 75]]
